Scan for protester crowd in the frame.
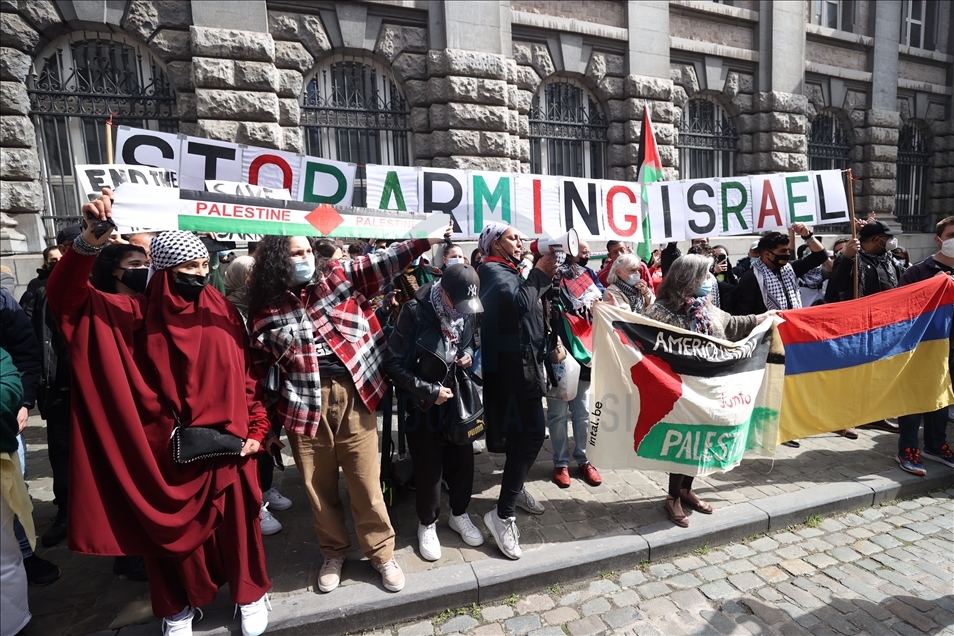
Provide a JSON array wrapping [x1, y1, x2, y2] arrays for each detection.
[[1, 186, 952, 636]]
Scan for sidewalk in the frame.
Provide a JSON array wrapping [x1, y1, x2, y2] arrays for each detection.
[[17, 413, 954, 636]]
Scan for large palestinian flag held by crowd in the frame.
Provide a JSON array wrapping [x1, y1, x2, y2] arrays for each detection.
[[587, 303, 785, 475]]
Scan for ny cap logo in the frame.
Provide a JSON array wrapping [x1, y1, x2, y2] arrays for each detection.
[[468, 284, 477, 297]]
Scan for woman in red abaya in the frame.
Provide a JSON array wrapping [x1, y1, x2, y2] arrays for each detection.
[[45, 189, 272, 636]]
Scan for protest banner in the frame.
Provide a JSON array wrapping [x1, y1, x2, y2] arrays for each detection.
[[113, 125, 849, 241], [108, 183, 450, 240], [587, 302, 784, 475]]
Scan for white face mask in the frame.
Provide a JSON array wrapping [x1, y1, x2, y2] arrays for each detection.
[[884, 237, 898, 252], [446, 257, 462, 267], [941, 238, 954, 258], [626, 273, 641, 286], [290, 254, 316, 285]]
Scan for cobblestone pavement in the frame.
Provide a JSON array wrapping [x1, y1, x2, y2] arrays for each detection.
[[371, 493, 954, 636], [16, 413, 954, 634]]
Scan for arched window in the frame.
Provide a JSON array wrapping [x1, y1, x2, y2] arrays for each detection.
[[529, 79, 606, 179], [300, 56, 410, 207], [677, 97, 736, 179], [807, 112, 851, 170], [895, 124, 930, 232], [28, 33, 177, 235]]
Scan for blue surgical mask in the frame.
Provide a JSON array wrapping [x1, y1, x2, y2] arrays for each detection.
[[446, 257, 462, 267], [626, 273, 641, 286], [749, 257, 759, 266], [291, 254, 315, 285], [412, 256, 422, 266], [696, 278, 714, 298]]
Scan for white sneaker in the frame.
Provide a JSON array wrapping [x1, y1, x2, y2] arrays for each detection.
[[515, 488, 545, 515], [417, 522, 441, 561], [259, 503, 282, 536], [372, 558, 406, 592], [262, 487, 292, 511], [484, 510, 521, 560], [318, 556, 345, 593], [449, 512, 484, 547], [237, 594, 270, 636], [163, 606, 197, 636], [472, 440, 483, 454]]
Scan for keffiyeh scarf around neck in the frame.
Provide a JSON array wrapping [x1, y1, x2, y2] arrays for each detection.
[[752, 258, 801, 310], [684, 295, 715, 336], [614, 278, 646, 312], [430, 281, 464, 361]]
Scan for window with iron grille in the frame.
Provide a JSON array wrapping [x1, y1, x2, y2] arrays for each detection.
[[300, 56, 410, 208], [895, 124, 931, 232], [677, 97, 737, 179], [28, 34, 178, 238], [808, 112, 852, 232], [529, 79, 607, 179]]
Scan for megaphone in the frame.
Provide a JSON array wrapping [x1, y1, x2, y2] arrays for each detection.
[[529, 228, 580, 258]]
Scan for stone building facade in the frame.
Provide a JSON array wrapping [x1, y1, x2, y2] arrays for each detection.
[[1, 0, 952, 264]]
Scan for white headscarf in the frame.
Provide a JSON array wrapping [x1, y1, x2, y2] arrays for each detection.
[[147, 231, 208, 284], [478, 222, 511, 256]]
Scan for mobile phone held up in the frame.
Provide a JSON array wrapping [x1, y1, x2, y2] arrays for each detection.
[[83, 208, 116, 238]]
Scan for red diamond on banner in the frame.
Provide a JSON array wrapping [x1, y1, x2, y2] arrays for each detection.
[[305, 204, 344, 235]]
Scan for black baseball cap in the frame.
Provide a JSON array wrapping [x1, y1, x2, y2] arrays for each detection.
[[55, 224, 82, 246], [858, 221, 900, 240], [441, 264, 483, 314]]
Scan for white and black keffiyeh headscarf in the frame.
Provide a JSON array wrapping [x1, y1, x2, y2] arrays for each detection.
[[478, 222, 510, 256], [752, 259, 801, 310], [147, 231, 208, 283]]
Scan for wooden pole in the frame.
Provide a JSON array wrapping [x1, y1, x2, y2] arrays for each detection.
[[846, 168, 859, 299], [105, 115, 114, 164]]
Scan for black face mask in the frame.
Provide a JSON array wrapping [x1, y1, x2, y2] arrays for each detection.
[[577, 256, 590, 268], [118, 268, 148, 293], [767, 252, 789, 268], [174, 272, 209, 299]]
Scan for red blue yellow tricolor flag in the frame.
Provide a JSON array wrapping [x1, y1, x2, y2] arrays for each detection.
[[777, 275, 954, 442]]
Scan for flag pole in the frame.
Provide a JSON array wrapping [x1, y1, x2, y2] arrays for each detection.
[[105, 114, 114, 165], [846, 168, 859, 299]]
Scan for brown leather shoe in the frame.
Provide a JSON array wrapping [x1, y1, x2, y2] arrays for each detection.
[[864, 420, 900, 432], [579, 462, 602, 487], [553, 467, 570, 488]]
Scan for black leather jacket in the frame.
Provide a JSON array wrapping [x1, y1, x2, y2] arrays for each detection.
[[384, 282, 475, 407]]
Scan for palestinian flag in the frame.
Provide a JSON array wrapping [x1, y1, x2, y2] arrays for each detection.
[[563, 312, 593, 366], [587, 303, 784, 475], [636, 104, 663, 263]]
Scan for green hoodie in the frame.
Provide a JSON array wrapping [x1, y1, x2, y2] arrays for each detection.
[[0, 347, 23, 454]]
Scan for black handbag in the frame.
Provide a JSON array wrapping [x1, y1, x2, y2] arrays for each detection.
[[170, 413, 244, 464], [442, 365, 485, 445]]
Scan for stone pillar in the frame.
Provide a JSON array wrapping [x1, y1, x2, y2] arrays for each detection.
[[606, 77, 677, 181], [191, 27, 286, 150], [409, 50, 522, 172], [190, 2, 287, 150], [852, 109, 900, 217], [738, 92, 810, 174], [0, 9, 44, 252], [854, 0, 902, 218], [626, 1, 670, 80]]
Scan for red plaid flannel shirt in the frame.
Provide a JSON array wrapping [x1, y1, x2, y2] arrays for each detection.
[[250, 239, 431, 437]]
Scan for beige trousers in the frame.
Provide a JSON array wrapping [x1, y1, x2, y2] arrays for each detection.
[[286, 375, 395, 565]]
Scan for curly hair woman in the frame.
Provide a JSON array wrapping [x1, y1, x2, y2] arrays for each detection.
[[247, 228, 450, 594]]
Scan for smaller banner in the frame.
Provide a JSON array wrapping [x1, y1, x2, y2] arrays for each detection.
[[109, 183, 450, 239], [588, 303, 784, 475], [777, 275, 954, 442]]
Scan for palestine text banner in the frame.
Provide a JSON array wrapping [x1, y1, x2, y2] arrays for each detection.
[[108, 184, 450, 239], [776, 275, 954, 442], [588, 303, 784, 475]]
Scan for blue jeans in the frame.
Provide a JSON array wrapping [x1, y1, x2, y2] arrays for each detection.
[[14, 434, 32, 558], [898, 407, 949, 454], [546, 380, 590, 468]]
